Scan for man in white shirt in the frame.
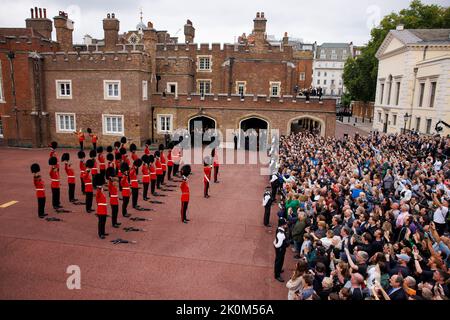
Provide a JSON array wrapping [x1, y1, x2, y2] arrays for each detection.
[[273, 218, 288, 282], [263, 190, 272, 227], [433, 198, 449, 235]]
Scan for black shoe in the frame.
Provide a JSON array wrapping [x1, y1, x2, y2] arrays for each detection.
[[123, 214, 131, 218], [72, 198, 79, 202], [275, 277, 284, 283], [183, 220, 189, 224], [113, 224, 120, 228], [104, 233, 109, 236], [143, 197, 148, 201], [185, 219, 190, 221], [100, 235, 105, 239], [39, 214, 48, 219], [87, 210, 94, 213]]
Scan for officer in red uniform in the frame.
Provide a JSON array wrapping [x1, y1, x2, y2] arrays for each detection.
[[130, 159, 142, 209], [62, 153, 77, 203], [113, 141, 121, 155], [172, 139, 183, 177], [78, 151, 86, 195], [120, 162, 131, 218], [114, 153, 122, 191], [97, 146, 106, 180], [141, 155, 151, 201], [203, 156, 212, 198], [149, 154, 158, 196], [49, 156, 61, 210], [84, 159, 95, 213], [106, 167, 121, 228], [106, 152, 115, 171], [74, 129, 85, 151], [87, 128, 98, 151], [120, 147, 130, 166], [144, 139, 151, 155], [130, 143, 139, 175], [31, 163, 47, 218], [155, 150, 163, 189], [180, 165, 191, 223], [212, 148, 220, 183], [49, 141, 58, 160], [167, 142, 174, 181], [89, 149, 98, 188], [94, 174, 108, 239], [159, 144, 167, 185]]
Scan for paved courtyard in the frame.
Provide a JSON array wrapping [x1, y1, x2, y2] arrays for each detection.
[[0, 147, 291, 299]]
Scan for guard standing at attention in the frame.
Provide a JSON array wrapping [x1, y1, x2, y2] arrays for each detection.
[[94, 174, 108, 239], [49, 141, 58, 160], [159, 144, 167, 185], [167, 142, 174, 181], [84, 159, 95, 213], [62, 153, 77, 203], [106, 167, 121, 228], [97, 146, 106, 180], [203, 156, 212, 198], [149, 154, 158, 196], [180, 165, 191, 223], [141, 155, 151, 201], [89, 149, 98, 188], [120, 162, 131, 218], [130, 159, 142, 209], [48, 156, 62, 210], [155, 150, 163, 190], [31, 163, 47, 218], [144, 139, 151, 155], [78, 151, 86, 195], [212, 148, 220, 183]]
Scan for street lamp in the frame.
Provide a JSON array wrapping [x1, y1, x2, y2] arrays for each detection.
[[403, 113, 411, 134]]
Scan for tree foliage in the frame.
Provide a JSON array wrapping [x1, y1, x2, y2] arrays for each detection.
[[343, 0, 450, 103]]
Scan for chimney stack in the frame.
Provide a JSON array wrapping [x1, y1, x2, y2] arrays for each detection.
[[282, 32, 289, 46], [25, 7, 53, 39], [103, 13, 120, 51], [54, 11, 74, 52], [252, 12, 267, 46], [184, 19, 195, 44]]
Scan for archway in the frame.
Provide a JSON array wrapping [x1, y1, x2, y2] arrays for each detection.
[[239, 117, 269, 150], [288, 115, 325, 136], [188, 115, 217, 145]]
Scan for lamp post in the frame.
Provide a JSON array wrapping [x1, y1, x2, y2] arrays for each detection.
[[403, 113, 411, 134]]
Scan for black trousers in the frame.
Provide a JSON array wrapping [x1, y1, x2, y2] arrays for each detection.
[[274, 247, 286, 278], [37, 197, 46, 217], [151, 180, 156, 194], [68, 183, 75, 202], [214, 166, 219, 182], [162, 171, 166, 184], [111, 204, 119, 225], [181, 201, 189, 222], [204, 181, 209, 197], [85, 192, 93, 211], [173, 164, 179, 176], [100, 169, 106, 180], [97, 215, 106, 237], [132, 187, 139, 208], [92, 174, 97, 188], [143, 182, 149, 199], [156, 174, 163, 189], [271, 182, 278, 201], [122, 196, 130, 216], [79, 141, 84, 151], [80, 178, 85, 194], [93, 143, 97, 151], [264, 202, 272, 226], [51, 188, 60, 208], [168, 166, 173, 180]]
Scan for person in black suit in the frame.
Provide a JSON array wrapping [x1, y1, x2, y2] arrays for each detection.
[[387, 275, 408, 300]]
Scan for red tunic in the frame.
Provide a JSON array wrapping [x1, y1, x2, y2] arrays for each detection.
[[98, 154, 106, 170], [79, 160, 86, 179], [144, 146, 150, 155], [141, 165, 150, 183], [180, 180, 190, 202], [49, 149, 57, 160], [78, 132, 85, 142], [65, 164, 76, 184], [161, 152, 167, 172], [167, 150, 174, 167], [96, 189, 107, 215], [34, 176, 45, 198], [129, 167, 139, 188], [90, 134, 98, 144], [204, 166, 212, 183], [149, 164, 157, 180], [83, 171, 93, 193], [91, 160, 98, 175], [131, 153, 138, 162], [155, 159, 163, 175], [108, 181, 119, 206], [49, 167, 60, 189], [121, 176, 131, 197]]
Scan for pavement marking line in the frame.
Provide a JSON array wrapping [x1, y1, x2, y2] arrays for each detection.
[[0, 201, 18, 208]]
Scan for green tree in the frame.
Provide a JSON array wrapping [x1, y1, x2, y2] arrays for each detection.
[[343, 0, 450, 102]]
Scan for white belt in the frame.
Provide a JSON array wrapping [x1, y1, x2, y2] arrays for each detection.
[[85, 182, 92, 185], [122, 187, 130, 190], [68, 176, 75, 178], [51, 179, 60, 182], [35, 189, 44, 191], [143, 175, 150, 177], [98, 203, 107, 206], [110, 195, 118, 198]]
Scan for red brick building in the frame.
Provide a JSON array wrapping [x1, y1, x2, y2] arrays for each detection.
[[0, 9, 335, 148]]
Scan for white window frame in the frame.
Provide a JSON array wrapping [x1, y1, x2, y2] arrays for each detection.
[[299, 72, 305, 81], [0, 60, 4, 103], [425, 118, 432, 134], [166, 82, 178, 96], [102, 114, 124, 136], [197, 55, 212, 72], [103, 80, 121, 100], [197, 79, 212, 95], [269, 81, 281, 97], [55, 80, 72, 99], [157, 114, 173, 134], [0, 117, 3, 138], [55, 112, 76, 133], [236, 81, 246, 95], [142, 80, 148, 101]]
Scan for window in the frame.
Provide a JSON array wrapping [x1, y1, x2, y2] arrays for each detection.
[[197, 56, 212, 71], [429, 82, 436, 108], [418, 83, 425, 107], [197, 80, 211, 96], [387, 81, 392, 105], [104, 80, 121, 100], [331, 79, 335, 85], [426, 119, 432, 134], [415, 117, 421, 132], [0, 118, 4, 138], [379, 83, 384, 104], [330, 89, 334, 95], [320, 49, 326, 59], [395, 82, 401, 105], [317, 79, 320, 85], [331, 49, 337, 60], [392, 114, 397, 126], [56, 113, 76, 132], [0, 61, 4, 103], [142, 80, 148, 101], [323, 79, 327, 85], [317, 71, 321, 77], [324, 72, 327, 77], [56, 80, 72, 99], [236, 81, 246, 95], [299, 72, 305, 81], [157, 114, 172, 133], [103, 114, 124, 135], [167, 82, 178, 96], [378, 112, 382, 122], [270, 82, 281, 97]]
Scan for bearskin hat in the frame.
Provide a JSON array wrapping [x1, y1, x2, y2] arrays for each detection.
[[48, 156, 57, 166], [120, 162, 130, 173], [141, 154, 149, 164], [31, 163, 40, 174], [106, 146, 113, 153], [106, 167, 116, 179], [115, 153, 122, 161], [145, 139, 151, 146], [149, 154, 155, 163], [168, 141, 174, 149], [61, 153, 70, 162], [120, 136, 127, 144], [94, 174, 105, 187], [158, 143, 165, 151], [77, 151, 86, 159], [87, 128, 92, 134], [133, 159, 143, 168], [130, 143, 137, 153], [96, 146, 104, 154], [89, 149, 97, 158], [106, 153, 114, 162], [85, 159, 94, 169], [154, 150, 160, 158], [181, 164, 192, 177], [211, 148, 216, 157], [113, 141, 121, 149], [203, 156, 212, 166], [119, 147, 127, 155], [50, 141, 58, 149]]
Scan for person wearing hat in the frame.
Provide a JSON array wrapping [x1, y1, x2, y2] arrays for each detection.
[[130, 159, 141, 209], [167, 143, 174, 181], [203, 156, 212, 198], [106, 167, 121, 228], [263, 188, 272, 227], [49, 141, 58, 160], [274, 218, 289, 282], [87, 128, 98, 151], [141, 155, 151, 201], [78, 151, 86, 195], [83, 159, 95, 213], [89, 150, 98, 188], [97, 147, 106, 180], [62, 153, 77, 203], [159, 144, 168, 185], [180, 165, 191, 223], [149, 154, 158, 196], [212, 147, 220, 183], [73, 129, 85, 151], [48, 156, 61, 210], [120, 162, 131, 218], [94, 174, 108, 239], [155, 151, 163, 190], [130, 144, 139, 175], [31, 163, 47, 218], [144, 139, 151, 155]]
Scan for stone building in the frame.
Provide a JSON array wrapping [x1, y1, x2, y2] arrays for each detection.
[[0, 9, 336, 148]]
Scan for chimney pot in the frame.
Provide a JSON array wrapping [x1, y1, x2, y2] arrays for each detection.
[[44, 8, 47, 18], [39, 8, 42, 18], [112, 13, 115, 18], [261, 12, 264, 18], [34, 7, 38, 18], [256, 12, 260, 18], [30, 8, 34, 19], [396, 24, 404, 31], [107, 13, 110, 19]]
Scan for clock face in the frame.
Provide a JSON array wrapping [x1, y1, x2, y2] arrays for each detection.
[[129, 34, 139, 44]]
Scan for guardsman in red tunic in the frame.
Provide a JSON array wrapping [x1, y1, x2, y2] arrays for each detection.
[[84, 159, 95, 213], [203, 156, 212, 198], [172, 142, 182, 177], [78, 151, 86, 195], [89, 149, 98, 188], [212, 148, 220, 183], [167, 143, 174, 181], [97, 146, 106, 179], [130, 143, 139, 175], [130, 159, 141, 209], [74, 129, 85, 151], [155, 150, 163, 189], [62, 153, 77, 203], [106, 167, 121, 228], [120, 162, 131, 218], [31, 163, 47, 218], [159, 144, 167, 185], [144, 139, 151, 155], [87, 128, 98, 151], [94, 174, 108, 239], [49, 141, 58, 161], [141, 155, 151, 201], [149, 154, 157, 195], [180, 165, 191, 223], [49, 156, 61, 210], [113, 141, 121, 156], [114, 152, 123, 191]]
